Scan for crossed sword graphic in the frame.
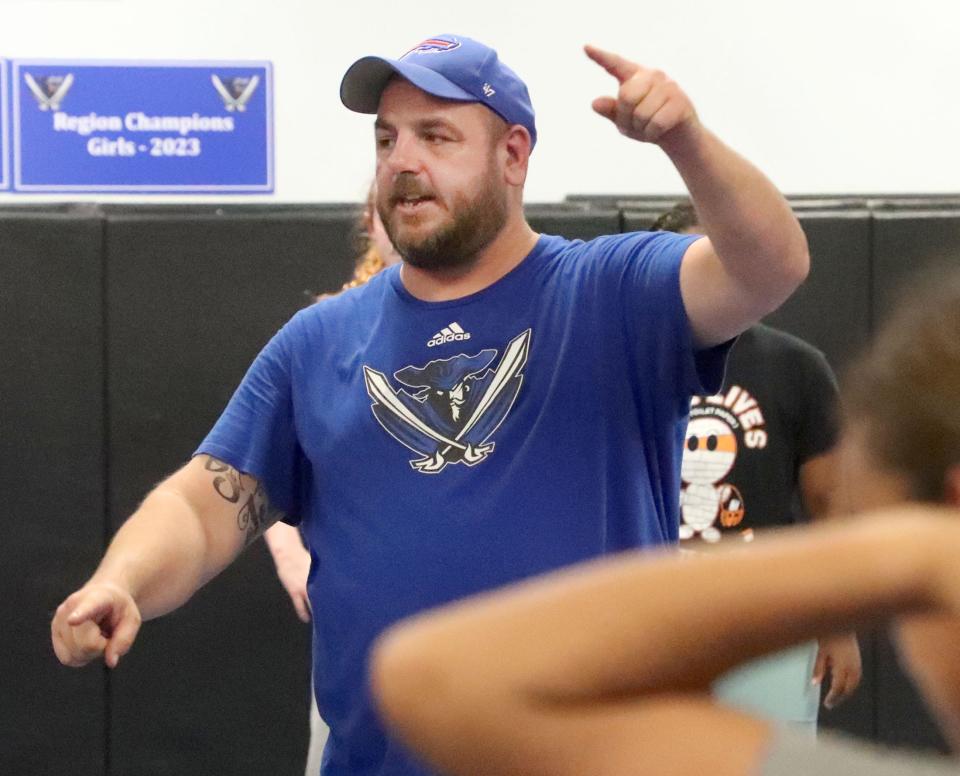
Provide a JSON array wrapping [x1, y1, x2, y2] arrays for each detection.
[[364, 329, 531, 473], [23, 73, 73, 111], [211, 74, 259, 112]]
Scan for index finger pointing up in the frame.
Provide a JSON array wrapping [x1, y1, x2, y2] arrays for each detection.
[[584, 45, 639, 84]]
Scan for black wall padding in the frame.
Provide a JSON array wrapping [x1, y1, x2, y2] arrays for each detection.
[[871, 210, 960, 328], [875, 631, 951, 753], [766, 211, 872, 371], [104, 209, 356, 775], [0, 210, 107, 776], [622, 209, 873, 372], [525, 205, 621, 240]]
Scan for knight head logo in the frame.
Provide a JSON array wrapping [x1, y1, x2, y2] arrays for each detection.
[[401, 37, 461, 58], [395, 350, 494, 424], [364, 329, 531, 474], [24, 73, 74, 111], [211, 74, 260, 112]]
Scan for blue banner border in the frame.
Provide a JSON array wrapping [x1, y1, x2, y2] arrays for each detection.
[[1, 60, 9, 190], [11, 59, 274, 194]]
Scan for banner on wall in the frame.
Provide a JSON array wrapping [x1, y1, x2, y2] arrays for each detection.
[[1, 59, 9, 190], [11, 60, 273, 193]]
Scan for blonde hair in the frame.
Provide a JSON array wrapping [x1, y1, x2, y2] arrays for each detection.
[[317, 183, 389, 298]]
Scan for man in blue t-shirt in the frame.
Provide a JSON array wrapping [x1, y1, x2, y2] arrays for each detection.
[[52, 33, 810, 776]]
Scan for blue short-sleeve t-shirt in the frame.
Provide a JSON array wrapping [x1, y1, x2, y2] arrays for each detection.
[[197, 230, 726, 776]]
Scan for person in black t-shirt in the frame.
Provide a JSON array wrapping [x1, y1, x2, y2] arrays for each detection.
[[653, 200, 862, 730], [680, 324, 837, 543]]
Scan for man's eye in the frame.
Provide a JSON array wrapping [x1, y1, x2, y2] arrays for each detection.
[[375, 136, 394, 149]]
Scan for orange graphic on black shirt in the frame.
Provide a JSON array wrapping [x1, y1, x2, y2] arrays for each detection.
[[680, 416, 745, 542]]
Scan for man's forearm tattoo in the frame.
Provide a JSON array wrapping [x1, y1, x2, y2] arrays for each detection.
[[237, 483, 271, 545], [204, 456, 281, 545]]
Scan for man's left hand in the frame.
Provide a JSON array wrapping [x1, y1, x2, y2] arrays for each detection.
[[585, 45, 698, 145]]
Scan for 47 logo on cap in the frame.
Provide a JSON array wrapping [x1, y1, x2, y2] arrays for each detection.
[[402, 38, 461, 58]]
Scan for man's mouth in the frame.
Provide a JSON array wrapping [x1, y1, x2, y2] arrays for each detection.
[[393, 195, 435, 213]]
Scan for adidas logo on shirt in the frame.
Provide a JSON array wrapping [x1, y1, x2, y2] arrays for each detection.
[[427, 322, 472, 348]]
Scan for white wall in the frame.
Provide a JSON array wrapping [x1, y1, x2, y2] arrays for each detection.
[[2, 0, 957, 202]]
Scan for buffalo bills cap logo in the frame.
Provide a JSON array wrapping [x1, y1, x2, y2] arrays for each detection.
[[401, 37, 461, 58]]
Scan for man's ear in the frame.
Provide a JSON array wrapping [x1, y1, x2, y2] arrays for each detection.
[[944, 464, 960, 506], [501, 125, 532, 187]]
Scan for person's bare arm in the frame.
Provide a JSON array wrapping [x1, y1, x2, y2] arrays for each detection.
[[799, 450, 838, 519], [264, 522, 311, 623], [800, 450, 864, 707], [585, 45, 809, 347], [51, 454, 281, 668], [371, 509, 955, 776]]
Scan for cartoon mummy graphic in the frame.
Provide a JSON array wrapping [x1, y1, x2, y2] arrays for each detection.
[[680, 415, 744, 542]]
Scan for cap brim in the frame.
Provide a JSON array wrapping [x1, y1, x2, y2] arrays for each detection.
[[340, 56, 476, 114]]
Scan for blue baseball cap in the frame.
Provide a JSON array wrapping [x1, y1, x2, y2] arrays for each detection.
[[340, 34, 537, 149]]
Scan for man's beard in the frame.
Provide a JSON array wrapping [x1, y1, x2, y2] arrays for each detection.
[[377, 164, 508, 273]]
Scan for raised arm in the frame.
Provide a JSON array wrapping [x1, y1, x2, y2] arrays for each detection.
[[51, 454, 281, 669], [586, 45, 809, 347], [370, 509, 958, 776]]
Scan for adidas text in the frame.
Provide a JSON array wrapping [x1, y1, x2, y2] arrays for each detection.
[[428, 331, 471, 347]]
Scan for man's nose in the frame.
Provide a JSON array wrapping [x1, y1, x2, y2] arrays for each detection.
[[384, 132, 423, 175]]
